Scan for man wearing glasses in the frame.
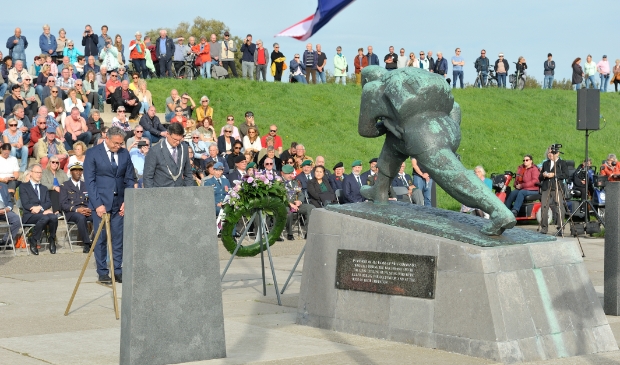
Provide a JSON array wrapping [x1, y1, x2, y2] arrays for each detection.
[[126, 125, 148, 151], [474, 49, 490, 87], [260, 124, 283, 154], [111, 80, 140, 121], [451, 48, 465, 89], [238, 111, 260, 141], [143, 123, 193, 188], [219, 31, 238, 78], [56, 68, 75, 99], [419, 52, 429, 71], [289, 54, 307, 84], [105, 71, 121, 101], [83, 126, 134, 284], [130, 140, 150, 188]]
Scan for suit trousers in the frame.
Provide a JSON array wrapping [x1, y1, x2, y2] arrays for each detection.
[[93, 200, 123, 276], [24, 213, 59, 241], [540, 188, 565, 232], [65, 211, 93, 244]]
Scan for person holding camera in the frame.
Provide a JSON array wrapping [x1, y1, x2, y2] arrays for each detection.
[[600, 154, 620, 182], [240, 34, 256, 80], [81, 25, 99, 58], [505, 155, 540, 216], [539, 146, 569, 234]]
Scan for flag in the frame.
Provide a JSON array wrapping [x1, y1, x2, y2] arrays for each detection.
[[275, 0, 355, 41]]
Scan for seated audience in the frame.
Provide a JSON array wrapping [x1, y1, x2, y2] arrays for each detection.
[[130, 140, 150, 188], [60, 163, 93, 253], [196, 95, 213, 125], [20, 76, 38, 121], [64, 107, 92, 149], [0, 181, 21, 248], [505, 155, 540, 215], [2, 118, 28, 171], [41, 155, 68, 213], [73, 79, 92, 119], [343, 160, 366, 203], [391, 162, 424, 204], [86, 110, 104, 145], [219, 115, 240, 140], [44, 86, 66, 128], [126, 125, 148, 151], [169, 106, 188, 128], [139, 106, 167, 144], [63, 88, 85, 117], [281, 164, 313, 240], [83, 70, 99, 111], [307, 165, 336, 208], [34, 127, 69, 169], [196, 116, 215, 142], [258, 146, 282, 171], [111, 106, 134, 141], [295, 160, 314, 193], [29, 114, 48, 156], [165, 89, 181, 122], [66, 141, 87, 175], [111, 80, 140, 120], [600, 154, 620, 182], [178, 93, 196, 119], [228, 154, 247, 182], [218, 125, 237, 159], [203, 144, 229, 176], [260, 125, 283, 154], [242, 126, 262, 161], [0, 143, 20, 194], [328, 162, 345, 191], [203, 162, 230, 216], [135, 79, 152, 117], [55, 68, 75, 98]]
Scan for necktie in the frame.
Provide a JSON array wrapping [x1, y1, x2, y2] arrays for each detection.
[[110, 152, 118, 174], [172, 147, 178, 164], [217, 178, 221, 186], [75, 182, 80, 190], [356, 176, 361, 187], [307, 174, 311, 181], [35, 184, 40, 200]]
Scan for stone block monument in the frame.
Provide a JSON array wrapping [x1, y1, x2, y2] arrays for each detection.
[[120, 187, 226, 365], [297, 203, 617, 363]]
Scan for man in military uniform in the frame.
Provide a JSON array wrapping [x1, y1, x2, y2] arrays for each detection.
[[328, 162, 345, 191], [60, 163, 93, 253], [282, 164, 314, 240], [203, 162, 230, 216], [361, 157, 378, 185]]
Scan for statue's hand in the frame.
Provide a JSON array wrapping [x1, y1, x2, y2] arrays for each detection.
[[375, 120, 388, 136], [382, 119, 404, 139]]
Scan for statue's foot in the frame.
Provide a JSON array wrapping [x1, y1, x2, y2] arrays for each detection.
[[361, 185, 389, 204], [480, 211, 517, 236]]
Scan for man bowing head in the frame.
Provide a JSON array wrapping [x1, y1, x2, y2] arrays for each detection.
[[143, 123, 193, 188]]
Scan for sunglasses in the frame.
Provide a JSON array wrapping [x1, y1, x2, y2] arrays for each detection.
[[47, 80, 54, 83], [8, 124, 17, 127], [234, 147, 241, 150], [132, 77, 139, 79], [118, 111, 125, 113], [264, 163, 273, 166], [202, 100, 209, 102], [270, 130, 277, 133], [523, 159, 530, 162], [225, 131, 232, 133], [192, 136, 199, 139], [294, 57, 299, 59], [110, 75, 117, 77], [135, 130, 143, 133], [51, 161, 59, 164], [24, 79, 31, 81], [51, 91, 58, 93], [175, 110, 182, 113], [38, 123, 46, 125], [227, 118, 234, 121]]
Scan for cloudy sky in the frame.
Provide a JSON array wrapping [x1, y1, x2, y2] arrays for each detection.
[[1, 0, 616, 87]]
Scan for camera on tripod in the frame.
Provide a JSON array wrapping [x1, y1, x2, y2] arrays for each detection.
[[550, 143, 562, 154]]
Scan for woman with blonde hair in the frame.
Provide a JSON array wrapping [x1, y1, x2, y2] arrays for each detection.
[[41, 155, 68, 213], [406, 52, 419, 68], [83, 70, 99, 110], [135, 79, 152, 117], [55, 28, 68, 64], [66, 141, 87, 175]]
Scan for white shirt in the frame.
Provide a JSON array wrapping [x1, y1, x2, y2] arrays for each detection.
[[0, 155, 19, 178], [72, 178, 80, 190], [103, 143, 118, 165], [30, 180, 41, 199], [164, 138, 178, 157]]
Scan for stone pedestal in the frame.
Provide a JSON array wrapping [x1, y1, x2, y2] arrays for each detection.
[[605, 182, 620, 315], [297, 207, 617, 363], [120, 187, 226, 365]]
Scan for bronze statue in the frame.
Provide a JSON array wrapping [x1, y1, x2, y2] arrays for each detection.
[[358, 66, 516, 235]]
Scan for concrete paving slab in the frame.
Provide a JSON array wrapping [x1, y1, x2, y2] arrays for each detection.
[[0, 348, 50, 365]]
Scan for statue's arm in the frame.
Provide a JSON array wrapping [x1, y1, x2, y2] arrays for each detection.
[[450, 101, 461, 126], [358, 83, 390, 138]]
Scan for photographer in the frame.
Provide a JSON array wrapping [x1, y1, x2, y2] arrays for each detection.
[[81, 25, 98, 58], [573, 158, 594, 199], [539, 145, 569, 234], [240, 34, 256, 80], [505, 154, 540, 216], [600, 154, 620, 182]]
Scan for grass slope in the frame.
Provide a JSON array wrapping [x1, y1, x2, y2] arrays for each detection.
[[147, 78, 620, 210]]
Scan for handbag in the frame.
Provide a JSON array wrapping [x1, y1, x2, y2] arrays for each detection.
[[195, 57, 203, 67]]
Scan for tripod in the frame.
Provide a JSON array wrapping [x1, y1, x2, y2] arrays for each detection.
[[558, 130, 604, 243], [220, 210, 281, 306], [538, 153, 571, 238], [65, 213, 120, 320]]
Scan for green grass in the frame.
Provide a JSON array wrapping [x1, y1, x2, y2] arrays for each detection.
[[146, 78, 620, 210]]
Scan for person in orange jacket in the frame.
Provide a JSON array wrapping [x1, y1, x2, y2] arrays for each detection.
[[192, 36, 211, 78]]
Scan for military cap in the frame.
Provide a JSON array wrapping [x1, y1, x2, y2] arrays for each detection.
[[282, 165, 294, 174], [352, 160, 362, 167], [333, 162, 343, 170]]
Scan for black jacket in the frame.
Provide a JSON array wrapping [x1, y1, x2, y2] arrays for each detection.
[[20, 182, 52, 222], [544, 60, 555, 76], [155, 37, 175, 60], [539, 158, 569, 191], [474, 57, 490, 72], [112, 87, 139, 107], [572, 63, 583, 85], [307, 178, 336, 208], [139, 114, 166, 137], [494, 59, 509, 73], [81, 34, 99, 58]]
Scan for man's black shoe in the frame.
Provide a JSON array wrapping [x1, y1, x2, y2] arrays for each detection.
[[276, 237, 284, 242], [98, 275, 112, 284], [511, 209, 518, 217], [287, 235, 295, 241], [114, 274, 122, 283], [28, 238, 39, 255], [83, 243, 91, 254], [48, 236, 57, 254]]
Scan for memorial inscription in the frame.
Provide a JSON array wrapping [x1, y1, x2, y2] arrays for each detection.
[[335, 249, 436, 298]]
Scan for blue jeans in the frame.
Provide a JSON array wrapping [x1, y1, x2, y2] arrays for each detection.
[[575, 83, 581, 90], [585, 75, 597, 89], [165, 111, 175, 122], [543, 75, 554, 89], [476, 72, 487, 87], [139, 102, 149, 114], [146, 132, 162, 144], [504, 189, 538, 213], [10, 145, 28, 171], [413, 175, 432, 206], [452, 71, 464, 88], [497, 73, 507, 88], [81, 102, 91, 120], [600, 74, 610, 92], [132, 59, 147, 79], [64, 131, 92, 149], [292, 75, 307, 84], [35, 85, 44, 100], [317, 70, 326, 84]]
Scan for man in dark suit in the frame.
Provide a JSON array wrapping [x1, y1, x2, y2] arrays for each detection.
[[155, 29, 175, 78], [0, 182, 21, 248], [21, 164, 59, 255], [83, 126, 134, 284], [60, 163, 93, 253], [203, 144, 229, 177], [328, 162, 345, 192], [143, 123, 193, 188], [343, 160, 366, 203], [360, 158, 378, 186], [111, 80, 140, 120], [392, 162, 424, 204], [282, 165, 314, 240], [203, 162, 230, 216], [295, 159, 314, 195], [228, 154, 247, 183], [539, 146, 569, 234]]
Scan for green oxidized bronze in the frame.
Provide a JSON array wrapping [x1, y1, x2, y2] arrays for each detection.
[[358, 66, 516, 236]]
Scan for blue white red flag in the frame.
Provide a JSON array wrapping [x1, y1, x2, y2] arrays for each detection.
[[275, 0, 355, 41]]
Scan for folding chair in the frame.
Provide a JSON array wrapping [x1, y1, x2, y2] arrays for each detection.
[[334, 189, 343, 204], [0, 210, 16, 256], [62, 211, 94, 252], [392, 186, 412, 203]]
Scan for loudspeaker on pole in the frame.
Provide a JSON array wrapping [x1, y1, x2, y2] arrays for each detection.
[[577, 89, 600, 131]]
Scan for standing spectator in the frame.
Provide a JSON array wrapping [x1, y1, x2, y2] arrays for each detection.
[[451, 48, 464, 88], [155, 30, 175, 78], [39, 24, 57, 58], [316, 44, 327, 83], [613, 59, 620, 92], [353, 48, 368, 85], [333, 46, 347, 85], [515, 56, 527, 90], [397, 48, 407, 69], [254, 40, 268, 81], [6, 28, 28, 68], [418, 51, 429, 71], [99, 38, 120, 73], [289, 54, 307, 84], [433, 52, 448, 78], [270, 43, 285, 82], [597, 55, 610, 92], [302, 43, 317, 84], [97, 25, 109, 54], [543, 53, 555, 89], [406, 52, 419, 68], [81, 25, 99, 58], [220, 32, 238, 78], [240, 34, 256, 80], [384, 46, 397, 70], [83, 70, 99, 112], [114, 35, 126, 69], [143, 36, 157, 77], [64, 40, 83, 65], [572, 57, 584, 90], [193, 36, 211, 79], [172, 37, 189, 75], [129, 32, 147, 79], [366, 46, 379, 66], [583, 55, 597, 89], [56, 28, 68, 63], [208, 34, 220, 79], [494, 53, 509, 88], [427, 51, 435, 73], [474, 49, 489, 87]]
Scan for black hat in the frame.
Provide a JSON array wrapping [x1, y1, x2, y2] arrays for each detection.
[[333, 162, 343, 170], [234, 154, 246, 164], [369, 158, 378, 164]]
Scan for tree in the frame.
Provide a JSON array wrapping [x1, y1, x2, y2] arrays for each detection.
[[146, 17, 243, 74]]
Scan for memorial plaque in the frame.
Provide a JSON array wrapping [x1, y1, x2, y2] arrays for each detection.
[[335, 249, 436, 298]]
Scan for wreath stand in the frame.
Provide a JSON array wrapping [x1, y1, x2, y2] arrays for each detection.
[[220, 210, 282, 306], [280, 243, 306, 294]]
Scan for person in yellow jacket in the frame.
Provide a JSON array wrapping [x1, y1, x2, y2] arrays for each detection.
[[333, 46, 348, 85], [270, 43, 286, 82]]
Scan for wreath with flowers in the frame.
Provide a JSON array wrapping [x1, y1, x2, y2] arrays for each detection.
[[220, 170, 288, 257]]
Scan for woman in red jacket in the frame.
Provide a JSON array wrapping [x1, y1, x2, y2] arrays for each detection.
[[354, 48, 368, 85], [504, 154, 540, 215]]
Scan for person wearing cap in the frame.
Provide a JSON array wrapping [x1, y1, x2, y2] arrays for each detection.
[[60, 163, 93, 253], [203, 162, 230, 216], [143, 122, 193, 188], [129, 31, 147, 79], [246, 161, 257, 175], [35, 125, 68, 168], [543, 53, 555, 89], [238, 111, 260, 141], [220, 31, 238, 78], [111, 80, 140, 121], [597, 55, 611, 92], [193, 36, 211, 78], [343, 160, 366, 203], [328, 162, 345, 190], [494, 53, 509, 88], [155, 29, 175, 78], [228, 153, 248, 182], [241, 34, 256, 80], [361, 158, 378, 186], [281, 164, 313, 240], [295, 159, 314, 194]]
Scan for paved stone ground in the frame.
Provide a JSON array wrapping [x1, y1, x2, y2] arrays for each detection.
[[1, 222, 620, 365]]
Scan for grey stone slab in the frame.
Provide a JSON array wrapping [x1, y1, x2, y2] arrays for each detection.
[[605, 182, 620, 315], [497, 245, 534, 272], [376, 226, 441, 257], [554, 265, 603, 330], [495, 340, 524, 363], [388, 328, 436, 348], [528, 239, 583, 269], [468, 339, 501, 362], [120, 187, 225, 365], [483, 273, 508, 342], [592, 324, 620, 352], [516, 336, 548, 362], [495, 271, 537, 340], [334, 289, 390, 326], [435, 333, 471, 357], [516, 269, 553, 336], [389, 296, 434, 332], [306, 209, 343, 237], [437, 241, 484, 273]]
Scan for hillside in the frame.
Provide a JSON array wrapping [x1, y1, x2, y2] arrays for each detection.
[[146, 78, 620, 210]]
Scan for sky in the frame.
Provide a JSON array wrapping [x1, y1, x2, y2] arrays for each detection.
[[1, 0, 618, 87]]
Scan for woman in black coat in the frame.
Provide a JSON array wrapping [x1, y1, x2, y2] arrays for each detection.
[[217, 125, 237, 158], [307, 165, 337, 208], [572, 57, 584, 90]]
